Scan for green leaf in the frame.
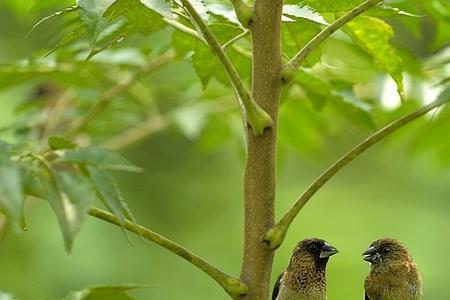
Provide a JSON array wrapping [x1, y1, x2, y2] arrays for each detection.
[[0, 142, 24, 231], [346, 16, 405, 101], [282, 20, 322, 66], [139, 0, 171, 18], [25, 6, 78, 38], [60, 146, 142, 173], [330, 93, 376, 131], [37, 170, 94, 252], [77, 0, 115, 43], [283, 4, 328, 25], [48, 136, 77, 150], [64, 284, 149, 300], [85, 166, 133, 225], [294, 0, 366, 13]]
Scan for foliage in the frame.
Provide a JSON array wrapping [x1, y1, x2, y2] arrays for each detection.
[[0, 0, 449, 299]]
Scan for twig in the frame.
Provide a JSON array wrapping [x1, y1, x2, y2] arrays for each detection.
[[281, 0, 382, 82], [163, 17, 205, 42], [222, 30, 249, 50], [264, 96, 450, 249], [180, 0, 272, 136], [88, 207, 248, 299]]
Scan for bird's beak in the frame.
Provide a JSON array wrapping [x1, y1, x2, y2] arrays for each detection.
[[362, 246, 381, 263], [320, 242, 339, 258]]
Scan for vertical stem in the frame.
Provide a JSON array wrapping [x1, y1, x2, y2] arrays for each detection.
[[240, 0, 283, 299]]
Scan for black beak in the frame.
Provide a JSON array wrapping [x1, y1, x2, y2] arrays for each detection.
[[320, 242, 339, 258], [362, 246, 380, 263]]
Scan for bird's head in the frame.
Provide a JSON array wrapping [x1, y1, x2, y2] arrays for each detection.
[[362, 238, 411, 266], [290, 238, 339, 268]]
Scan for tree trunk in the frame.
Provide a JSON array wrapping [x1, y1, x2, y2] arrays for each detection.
[[240, 1, 283, 299]]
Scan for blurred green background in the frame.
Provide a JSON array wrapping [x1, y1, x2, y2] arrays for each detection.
[[0, 1, 450, 300]]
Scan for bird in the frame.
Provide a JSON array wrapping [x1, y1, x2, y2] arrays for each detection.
[[362, 238, 423, 300], [272, 238, 338, 300]]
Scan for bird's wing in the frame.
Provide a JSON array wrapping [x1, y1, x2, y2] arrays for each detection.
[[272, 272, 284, 300], [364, 292, 370, 300]]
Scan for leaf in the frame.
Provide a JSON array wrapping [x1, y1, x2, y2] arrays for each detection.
[[85, 166, 133, 226], [25, 6, 78, 38], [48, 136, 77, 150], [189, 0, 209, 22], [64, 284, 149, 300], [139, 0, 171, 17], [0, 142, 24, 231], [103, 0, 165, 35], [207, 3, 239, 25], [38, 170, 94, 252], [283, 5, 328, 25], [293, 0, 367, 13], [60, 146, 142, 173], [77, 0, 115, 43], [330, 92, 376, 131], [346, 16, 405, 101], [282, 19, 322, 66]]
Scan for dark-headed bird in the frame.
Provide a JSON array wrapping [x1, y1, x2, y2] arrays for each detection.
[[272, 238, 338, 300], [363, 238, 423, 300]]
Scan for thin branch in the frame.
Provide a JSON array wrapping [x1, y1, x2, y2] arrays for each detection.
[[163, 17, 205, 42], [281, 0, 382, 82], [180, 0, 272, 136], [67, 51, 174, 135], [264, 97, 450, 249], [88, 207, 248, 299], [222, 30, 249, 50]]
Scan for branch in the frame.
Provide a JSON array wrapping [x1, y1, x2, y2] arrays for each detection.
[[88, 207, 248, 299], [229, 0, 253, 28], [163, 17, 205, 42], [222, 30, 249, 50], [180, 0, 272, 136], [265, 97, 450, 249], [281, 0, 382, 82]]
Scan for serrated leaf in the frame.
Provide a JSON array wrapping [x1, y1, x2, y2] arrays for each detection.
[[77, 0, 115, 43], [25, 6, 78, 38], [283, 5, 328, 25], [189, 0, 209, 21], [104, 0, 165, 35], [48, 136, 77, 150], [282, 19, 322, 66], [0, 143, 24, 231], [60, 146, 142, 173], [294, 0, 366, 13], [346, 16, 404, 101], [192, 43, 219, 88], [140, 0, 171, 17], [64, 284, 149, 300], [207, 3, 239, 25], [37, 170, 93, 252], [85, 166, 132, 226]]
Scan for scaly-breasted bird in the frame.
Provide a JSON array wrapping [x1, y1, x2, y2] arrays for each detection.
[[272, 238, 338, 300], [363, 238, 423, 300]]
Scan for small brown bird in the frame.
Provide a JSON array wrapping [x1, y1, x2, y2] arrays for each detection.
[[363, 238, 423, 300], [272, 238, 338, 300]]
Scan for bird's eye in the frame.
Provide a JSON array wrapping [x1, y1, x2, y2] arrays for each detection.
[[308, 244, 319, 252], [381, 246, 391, 254]]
